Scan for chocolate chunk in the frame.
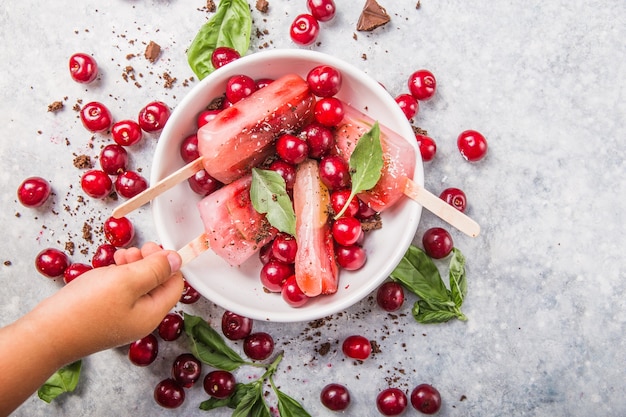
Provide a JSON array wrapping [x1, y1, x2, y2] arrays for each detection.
[[47, 101, 64, 112], [144, 41, 161, 63], [256, 0, 269, 13], [357, 0, 391, 31]]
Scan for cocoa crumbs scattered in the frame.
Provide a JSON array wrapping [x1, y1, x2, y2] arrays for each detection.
[[4, 261, 11, 266], [317, 342, 331, 356], [82, 222, 93, 243], [416, 0, 421, 9], [256, 0, 269, 13], [360, 213, 382, 232], [47, 101, 64, 112], [206, 0, 216, 12], [65, 241, 75, 256], [162, 72, 177, 89], [370, 340, 382, 354], [73, 154, 93, 169], [412, 125, 428, 136], [144, 41, 161, 63]]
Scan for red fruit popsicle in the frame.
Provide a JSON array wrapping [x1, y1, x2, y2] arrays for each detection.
[[182, 175, 277, 267], [197, 73, 315, 184]]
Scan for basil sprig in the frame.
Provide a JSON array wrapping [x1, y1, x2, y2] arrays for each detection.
[[37, 360, 82, 403], [390, 246, 468, 324], [187, 0, 252, 79], [334, 121, 384, 219], [250, 168, 297, 236], [185, 314, 312, 416]]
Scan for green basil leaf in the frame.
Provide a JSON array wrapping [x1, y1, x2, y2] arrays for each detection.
[[335, 122, 384, 218], [200, 383, 256, 411], [413, 298, 467, 324], [37, 360, 82, 403], [250, 168, 296, 236], [187, 0, 252, 79], [184, 313, 246, 371], [232, 383, 267, 417], [449, 248, 467, 307], [275, 389, 312, 417], [390, 245, 450, 303]]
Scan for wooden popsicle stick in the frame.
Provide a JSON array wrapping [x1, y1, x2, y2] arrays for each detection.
[[403, 178, 481, 238], [177, 233, 211, 266], [112, 157, 205, 219]]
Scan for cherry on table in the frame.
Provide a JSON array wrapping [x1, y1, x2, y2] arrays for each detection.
[[35, 248, 70, 278], [63, 263, 93, 284], [154, 378, 185, 409], [408, 69, 437, 101], [211, 46, 240, 69], [171, 353, 202, 388], [290, 13, 320, 46], [138, 101, 170, 133], [99, 144, 128, 175], [103, 216, 134, 247], [439, 187, 467, 212], [111, 119, 142, 146], [91, 243, 117, 268], [342, 335, 372, 360], [457, 129, 488, 161], [128, 334, 158, 366], [69, 53, 98, 84], [320, 383, 350, 411], [243, 332, 274, 361], [203, 370, 236, 399], [115, 171, 148, 199], [158, 313, 184, 341], [377, 387, 408, 416], [81, 169, 113, 199], [396, 93, 419, 120], [221, 310, 253, 340], [307, 0, 336, 22], [422, 227, 453, 259], [376, 281, 405, 312], [80, 101, 112, 133], [410, 383, 442, 414], [17, 176, 51, 208]]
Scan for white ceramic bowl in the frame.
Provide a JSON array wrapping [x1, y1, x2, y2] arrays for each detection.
[[151, 49, 423, 322]]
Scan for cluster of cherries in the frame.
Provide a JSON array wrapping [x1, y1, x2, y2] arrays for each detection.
[[19, 53, 173, 285], [289, 0, 337, 45]]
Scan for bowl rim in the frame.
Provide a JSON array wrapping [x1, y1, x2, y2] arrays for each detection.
[[151, 49, 423, 322]]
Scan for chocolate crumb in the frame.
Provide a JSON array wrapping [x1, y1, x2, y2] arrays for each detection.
[[207, 96, 225, 110], [206, 0, 216, 12], [357, 0, 391, 31], [361, 53, 368, 60], [416, 0, 421, 9], [360, 213, 382, 231], [162, 72, 176, 89], [144, 41, 161, 63], [370, 340, 382, 354], [460, 395, 467, 401], [3, 261, 11, 266], [82, 222, 93, 243], [47, 101, 64, 112], [412, 125, 428, 136], [73, 154, 93, 169], [317, 342, 331, 356], [65, 241, 75, 256], [256, 0, 269, 13]]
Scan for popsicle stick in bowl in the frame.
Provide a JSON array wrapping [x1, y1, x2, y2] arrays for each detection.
[[403, 178, 480, 238], [112, 157, 204, 219]]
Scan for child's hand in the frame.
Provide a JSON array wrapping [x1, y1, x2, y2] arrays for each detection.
[[29, 242, 184, 366]]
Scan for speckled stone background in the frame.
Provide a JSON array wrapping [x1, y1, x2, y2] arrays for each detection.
[[1, 0, 625, 416]]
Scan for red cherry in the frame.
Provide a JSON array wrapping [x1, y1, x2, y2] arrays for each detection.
[[243, 332, 274, 361], [158, 313, 184, 341], [422, 227, 453, 259], [197, 109, 221, 129], [376, 281, 405, 312], [115, 171, 149, 199], [307, 0, 336, 22], [99, 144, 128, 175], [335, 244, 367, 270], [138, 101, 170, 133], [17, 176, 51, 208], [314, 97, 344, 127], [128, 334, 159, 366], [301, 122, 334, 159], [276, 134, 309, 165], [188, 169, 221, 196], [69, 53, 98, 83], [342, 335, 371, 360], [281, 275, 309, 307], [395, 93, 419, 120], [410, 383, 442, 414], [319, 155, 350, 190], [92, 244, 117, 268], [180, 134, 200, 163], [377, 388, 408, 416], [408, 69, 437, 101], [439, 187, 467, 212], [80, 101, 112, 133], [268, 160, 296, 189], [203, 370, 236, 399], [307, 65, 342, 97], [80, 169, 113, 199], [154, 378, 185, 409], [180, 280, 201, 304], [290, 14, 320, 45], [457, 129, 488, 161], [330, 190, 360, 218], [225, 74, 257, 103], [211, 46, 241, 69], [63, 263, 93, 284], [221, 311, 253, 340], [103, 216, 135, 247], [416, 134, 437, 162], [111, 120, 143, 146], [35, 248, 70, 278]]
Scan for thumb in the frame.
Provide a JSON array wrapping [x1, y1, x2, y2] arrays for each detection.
[[122, 250, 182, 296]]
